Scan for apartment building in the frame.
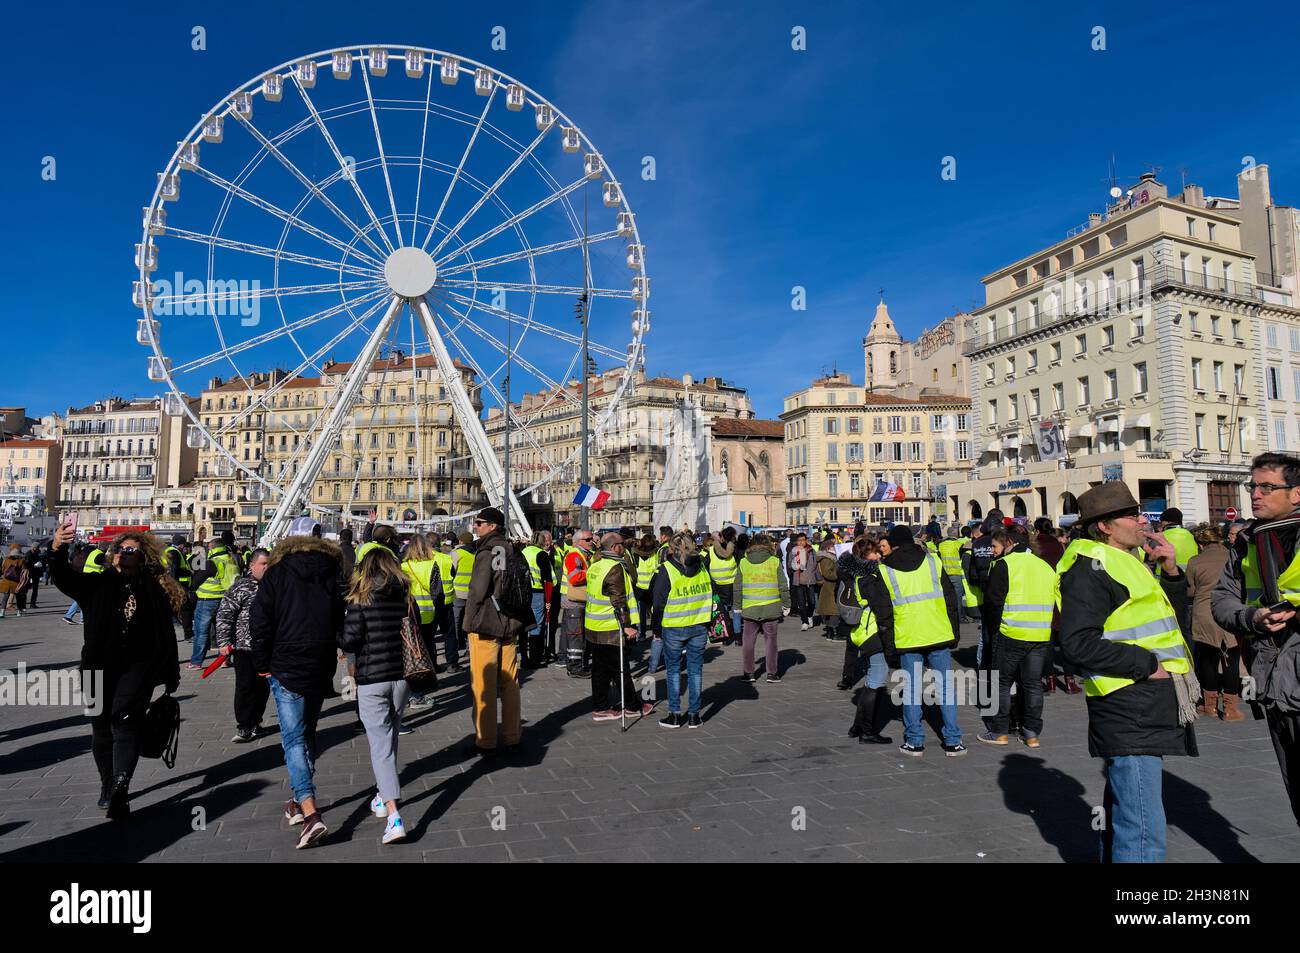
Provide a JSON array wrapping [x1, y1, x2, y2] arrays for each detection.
[[959, 172, 1265, 525], [60, 397, 195, 530], [862, 299, 972, 399], [192, 353, 485, 539], [486, 370, 757, 530], [781, 371, 972, 526], [0, 439, 61, 516]]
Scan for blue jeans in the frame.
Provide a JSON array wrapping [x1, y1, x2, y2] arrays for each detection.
[[270, 677, 324, 803], [1103, 755, 1166, 863], [64, 601, 81, 622], [899, 648, 962, 748], [663, 624, 708, 714], [530, 591, 547, 640], [191, 597, 220, 665], [865, 651, 889, 689], [648, 636, 664, 673]]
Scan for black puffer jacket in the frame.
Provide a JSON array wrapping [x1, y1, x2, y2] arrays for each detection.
[[50, 545, 180, 717], [250, 536, 346, 697], [861, 542, 960, 658], [339, 580, 410, 684]]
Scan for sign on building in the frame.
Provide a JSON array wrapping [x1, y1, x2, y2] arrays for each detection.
[[1036, 421, 1065, 461]]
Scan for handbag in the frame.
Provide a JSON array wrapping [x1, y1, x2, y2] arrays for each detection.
[[707, 593, 728, 643], [140, 692, 180, 769], [401, 598, 435, 681]]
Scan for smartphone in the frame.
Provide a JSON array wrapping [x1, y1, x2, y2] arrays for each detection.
[[1266, 600, 1294, 613], [62, 511, 78, 532]]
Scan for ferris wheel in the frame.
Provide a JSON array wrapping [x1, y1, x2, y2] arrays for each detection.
[[133, 45, 650, 542]]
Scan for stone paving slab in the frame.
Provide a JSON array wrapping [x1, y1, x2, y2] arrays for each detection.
[[0, 597, 1293, 862]]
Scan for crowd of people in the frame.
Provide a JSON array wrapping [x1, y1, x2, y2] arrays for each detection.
[[29, 450, 1300, 862]]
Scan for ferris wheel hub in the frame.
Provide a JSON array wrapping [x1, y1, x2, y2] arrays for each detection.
[[384, 247, 438, 298]]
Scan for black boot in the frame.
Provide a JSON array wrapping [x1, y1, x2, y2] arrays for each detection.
[[856, 687, 893, 745], [106, 773, 131, 820], [97, 772, 112, 811]]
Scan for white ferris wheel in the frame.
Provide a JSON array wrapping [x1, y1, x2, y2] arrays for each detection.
[[133, 45, 649, 542]]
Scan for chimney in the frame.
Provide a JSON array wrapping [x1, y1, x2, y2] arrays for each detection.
[[1182, 184, 1205, 208], [1088, 212, 1102, 227]]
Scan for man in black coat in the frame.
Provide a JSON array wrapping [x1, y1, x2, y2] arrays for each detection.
[[249, 531, 346, 848]]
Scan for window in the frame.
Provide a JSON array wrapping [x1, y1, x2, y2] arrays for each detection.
[[1134, 362, 1148, 395], [987, 399, 999, 425], [1277, 419, 1289, 452], [888, 416, 904, 433], [1187, 217, 1196, 237], [1218, 416, 1229, 453], [847, 416, 862, 434], [1028, 349, 1038, 371], [1181, 252, 1191, 281], [827, 472, 838, 496], [1075, 333, 1087, 356], [986, 362, 996, 384], [1192, 358, 1203, 390], [934, 441, 946, 462], [1267, 366, 1282, 400], [956, 440, 970, 461], [849, 473, 860, 493], [1105, 370, 1117, 400], [1102, 325, 1114, 347], [1211, 314, 1221, 337], [826, 442, 838, 463], [1207, 222, 1216, 243], [1231, 319, 1242, 340], [846, 443, 864, 463], [1188, 311, 1199, 332], [1291, 328, 1300, 352], [824, 417, 839, 434], [1213, 361, 1224, 392], [1195, 414, 1205, 450], [912, 416, 922, 433], [1132, 315, 1145, 338], [1052, 383, 1063, 412], [1050, 342, 1062, 363], [873, 417, 883, 433], [1008, 394, 1019, 420], [1005, 356, 1016, 377], [1267, 324, 1279, 348], [956, 414, 968, 430], [1133, 257, 1146, 285], [1077, 377, 1090, 406], [1237, 364, 1248, 393], [931, 414, 946, 431], [1029, 388, 1041, 416]]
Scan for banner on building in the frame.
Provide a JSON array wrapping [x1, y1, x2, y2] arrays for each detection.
[[1036, 421, 1065, 461]]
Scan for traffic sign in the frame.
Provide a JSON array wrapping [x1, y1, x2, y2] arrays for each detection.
[[1225, 507, 1237, 521]]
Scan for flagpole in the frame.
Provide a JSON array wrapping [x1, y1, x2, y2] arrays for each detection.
[[579, 186, 591, 533]]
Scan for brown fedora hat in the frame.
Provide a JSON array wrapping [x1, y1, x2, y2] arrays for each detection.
[[1077, 482, 1140, 525]]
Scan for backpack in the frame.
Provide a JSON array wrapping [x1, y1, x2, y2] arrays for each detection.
[[2, 562, 20, 583], [836, 575, 865, 627], [493, 543, 536, 620]]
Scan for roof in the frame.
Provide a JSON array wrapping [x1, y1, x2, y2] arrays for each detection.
[[711, 418, 784, 438], [0, 439, 58, 450]]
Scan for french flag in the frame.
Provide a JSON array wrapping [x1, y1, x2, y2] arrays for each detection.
[[868, 481, 906, 502], [572, 483, 611, 511]]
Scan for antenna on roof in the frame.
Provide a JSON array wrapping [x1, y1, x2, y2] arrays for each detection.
[[1178, 166, 1190, 190]]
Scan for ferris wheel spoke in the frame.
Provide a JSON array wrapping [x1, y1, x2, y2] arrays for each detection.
[[432, 288, 627, 362], [170, 289, 389, 376], [207, 293, 393, 438], [237, 116, 392, 262], [358, 65, 405, 248], [292, 75, 398, 255], [421, 85, 499, 253], [428, 123, 552, 260], [409, 66, 437, 247], [260, 295, 406, 543], [160, 227, 383, 281], [434, 174, 588, 267], [188, 163, 387, 270], [437, 230, 621, 279], [439, 278, 634, 301]]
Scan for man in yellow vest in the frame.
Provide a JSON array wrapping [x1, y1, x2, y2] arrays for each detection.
[[648, 532, 713, 728], [584, 532, 653, 722], [1211, 451, 1300, 829], [1058, 482, 1196, 863], [937, 527, 966, 610], [519, 531, 554, 669], [190, 530, 238, 669], [560, 529, 597, 677], [1157, 508, 1199, 571], [165, 535, 195, 642], [862, 524, 965, 757], [977, 523, 1057, 748], [736, 533, 791, 682]]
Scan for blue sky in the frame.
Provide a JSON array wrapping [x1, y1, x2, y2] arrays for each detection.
[[4, 0, 1300, 421]]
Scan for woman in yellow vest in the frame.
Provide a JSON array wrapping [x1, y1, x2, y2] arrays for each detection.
[[648, 533, 713, 728], [843, 538, 893, 744], [975, 524, 1057, 749], [1057, 482, 1197, 863], [400, 534, 443, 710], [736, 534, 791, 682]]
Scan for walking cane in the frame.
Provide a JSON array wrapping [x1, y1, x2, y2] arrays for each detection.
[[619, 625, 627, 733]]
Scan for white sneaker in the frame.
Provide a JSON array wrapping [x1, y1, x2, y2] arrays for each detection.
[[382, 813, 405, 844], [370, 793, 388, 818], [800, 622, 811, 631]]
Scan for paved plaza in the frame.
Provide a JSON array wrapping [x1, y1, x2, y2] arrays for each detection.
[[1, 598, 1294, 863]]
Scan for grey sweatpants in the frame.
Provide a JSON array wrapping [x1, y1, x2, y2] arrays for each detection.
[[357, 680, 410, 803]]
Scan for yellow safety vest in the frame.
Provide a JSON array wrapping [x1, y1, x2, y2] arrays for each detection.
[[1240, 541, 1300, 608], [963, 541, 983, 608], [584, 557, 639, 632], [849, 576, 879, 647], [1162, 526, 1199, 570], [164, 545, 191, 586], [737, 555, 780, 609], [634, 552, 657, 591], [1055, 538, 1191, 697], [84, 549, 106, 574], [999, 550, 1056, 642], [880, 553, 951, 651], [937, 539, 964, 579], [661, 561, 713, 627], [355, 540, 384, 564], [196, 546, 237, 600], [402, 558, 437, 624], [706, 550, 737, 586], [521, 545, 544, 590], [431, 550, 454, 605], [453, 548, 475, 601]]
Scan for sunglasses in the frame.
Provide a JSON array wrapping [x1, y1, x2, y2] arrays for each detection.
[[118, 546, 140, 554]]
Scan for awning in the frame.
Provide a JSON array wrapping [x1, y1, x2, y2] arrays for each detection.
[[1098, 416, 1121, 434]]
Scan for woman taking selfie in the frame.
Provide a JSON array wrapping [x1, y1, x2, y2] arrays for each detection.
[[49, 522, 183, 819]]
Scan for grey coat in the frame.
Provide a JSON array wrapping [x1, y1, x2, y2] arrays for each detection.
[[738, 545, 792, 621]]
